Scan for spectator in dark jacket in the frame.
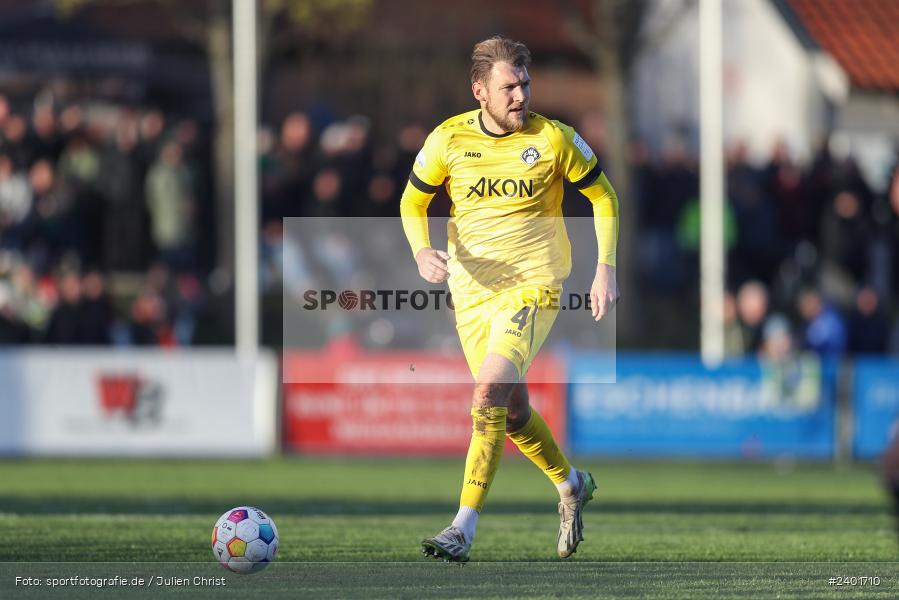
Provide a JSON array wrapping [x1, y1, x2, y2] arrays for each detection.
[[848, 286, 888, 354], [80, 270, 112, 345], [43, 271, 84, 344]]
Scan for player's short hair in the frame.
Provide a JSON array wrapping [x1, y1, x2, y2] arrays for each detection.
[[470, 36, 531, 85]]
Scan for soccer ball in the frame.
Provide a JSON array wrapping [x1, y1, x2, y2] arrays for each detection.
[[211, 506, 279, 573]]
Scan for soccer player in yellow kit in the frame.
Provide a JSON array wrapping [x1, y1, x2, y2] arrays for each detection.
[[401, 36, 619, 562]]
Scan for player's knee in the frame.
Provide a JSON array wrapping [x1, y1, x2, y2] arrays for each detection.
[[505, 383, 530, 431], [472, 382, 515, 408], [505, 405, 531, 433]]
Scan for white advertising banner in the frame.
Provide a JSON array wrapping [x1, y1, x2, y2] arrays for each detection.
[[0, 349, 278, 457]]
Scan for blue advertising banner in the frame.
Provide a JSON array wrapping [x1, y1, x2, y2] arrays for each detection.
[[853, 357, 899, 460], [568, 353, 836, 458]]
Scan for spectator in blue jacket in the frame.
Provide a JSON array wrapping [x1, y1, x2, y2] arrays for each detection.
[[797, 288, 847, 355]]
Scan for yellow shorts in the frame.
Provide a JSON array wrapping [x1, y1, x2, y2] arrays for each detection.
[[453, 287, 561, 379]]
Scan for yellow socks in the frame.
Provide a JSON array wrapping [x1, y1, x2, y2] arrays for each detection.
[[459, 407, 507, 512], [457, 407, 571, 514], [507, 409, 571, 485]]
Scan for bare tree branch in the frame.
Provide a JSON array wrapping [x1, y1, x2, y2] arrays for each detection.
[[635, 0, 697, 58]]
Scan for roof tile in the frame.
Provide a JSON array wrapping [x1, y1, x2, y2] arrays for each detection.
[[787, 0, 899, 90]]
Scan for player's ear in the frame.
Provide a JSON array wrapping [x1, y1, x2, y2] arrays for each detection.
[[472, 79, 486, 103]]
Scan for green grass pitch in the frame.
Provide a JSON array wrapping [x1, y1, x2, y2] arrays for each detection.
[[1, 458, 897, 598]]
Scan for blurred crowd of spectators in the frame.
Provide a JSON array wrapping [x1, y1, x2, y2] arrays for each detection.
[[626, 131, 899, 357], [1, 85, 898, 356], [0, 90, 209, 345], [259, 107, 899, 358]]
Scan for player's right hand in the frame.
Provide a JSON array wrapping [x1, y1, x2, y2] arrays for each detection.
[[415, 248, 450, 283]]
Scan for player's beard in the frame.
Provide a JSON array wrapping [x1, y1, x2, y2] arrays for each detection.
[[485, 97, 528, 133]]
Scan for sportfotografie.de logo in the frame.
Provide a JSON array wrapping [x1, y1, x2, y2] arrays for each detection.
[[300, 289, 597, 312]]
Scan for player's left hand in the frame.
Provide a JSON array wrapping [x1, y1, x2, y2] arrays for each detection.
[[590, 263, 619, 322]]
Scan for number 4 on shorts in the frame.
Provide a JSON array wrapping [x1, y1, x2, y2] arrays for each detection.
[[510, 306, 530, 331]]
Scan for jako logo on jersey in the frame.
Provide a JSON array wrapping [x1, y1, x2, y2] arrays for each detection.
[[464, 151, 482, 158], [520, 146, 540, 167], [466, 177, 534, 198]]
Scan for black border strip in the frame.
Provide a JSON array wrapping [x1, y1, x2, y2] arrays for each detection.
[[573, 162, 602, 190], [409, 171, 440, 194]]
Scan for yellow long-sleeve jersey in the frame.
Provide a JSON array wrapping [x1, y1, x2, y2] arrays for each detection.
[[400, 109, 617, 311]]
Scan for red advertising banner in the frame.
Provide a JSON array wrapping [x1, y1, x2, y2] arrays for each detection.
[[282, 351, 566, 455]]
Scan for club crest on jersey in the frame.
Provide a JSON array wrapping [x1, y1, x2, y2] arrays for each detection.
[[520, 146, 540, 168]]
